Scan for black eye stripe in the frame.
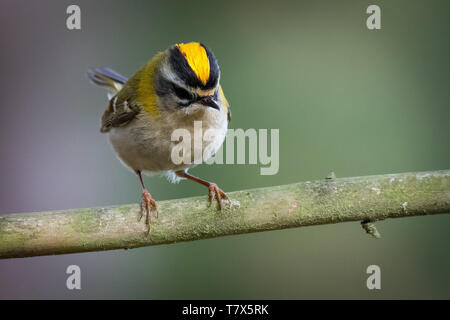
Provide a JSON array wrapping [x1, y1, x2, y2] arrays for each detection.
[[171, 83, 194, 101]]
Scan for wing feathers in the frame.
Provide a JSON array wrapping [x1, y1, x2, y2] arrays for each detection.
[[88, 67, 140, 133], [100, 96, 140, 133]]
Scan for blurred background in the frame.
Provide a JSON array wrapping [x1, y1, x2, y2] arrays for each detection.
[[1, 0, 449, 299]]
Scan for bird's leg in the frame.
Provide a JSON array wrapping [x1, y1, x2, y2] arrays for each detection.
[[136, 170, 158, 234], [176, 170, 229, 210]]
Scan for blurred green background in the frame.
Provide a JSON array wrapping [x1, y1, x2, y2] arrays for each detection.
[[1, 0, 449, 299]]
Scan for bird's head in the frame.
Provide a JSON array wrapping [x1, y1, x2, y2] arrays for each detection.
[[153, 42, 222, 111]]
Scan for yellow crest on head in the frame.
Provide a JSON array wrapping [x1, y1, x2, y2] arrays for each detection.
[[176, 42, 210, 85]]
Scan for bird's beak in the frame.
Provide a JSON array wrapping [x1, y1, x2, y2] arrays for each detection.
[[199, 96, 220, 110]]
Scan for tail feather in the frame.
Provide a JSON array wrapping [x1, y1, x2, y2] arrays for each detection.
[[87, 67, 128, 98]]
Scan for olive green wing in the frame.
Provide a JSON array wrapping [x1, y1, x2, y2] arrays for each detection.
[[88, 67, 141, 133], [100, 96, 141, 133]]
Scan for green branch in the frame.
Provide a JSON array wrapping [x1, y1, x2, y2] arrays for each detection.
[[1, 170, 449, 259]]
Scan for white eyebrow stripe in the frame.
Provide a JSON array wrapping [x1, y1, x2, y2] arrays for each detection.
[[161, 63, 196, 91]]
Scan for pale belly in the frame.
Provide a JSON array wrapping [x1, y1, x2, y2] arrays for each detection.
[[108, 106, 227, 174]]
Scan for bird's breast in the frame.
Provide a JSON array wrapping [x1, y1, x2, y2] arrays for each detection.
[[108, 105, 228, 173]]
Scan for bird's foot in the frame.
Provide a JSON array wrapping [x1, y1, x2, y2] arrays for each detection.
[[208, 183, 230, 210], [139, 189, 158, 234]]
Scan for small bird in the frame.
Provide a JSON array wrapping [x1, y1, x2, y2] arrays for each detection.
[[88, 42, 231, 233]]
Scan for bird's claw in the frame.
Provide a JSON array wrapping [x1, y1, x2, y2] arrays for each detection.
[[208, 183, 230, 210]]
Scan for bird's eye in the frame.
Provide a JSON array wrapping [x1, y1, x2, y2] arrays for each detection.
[[172, 83, 194, 101]]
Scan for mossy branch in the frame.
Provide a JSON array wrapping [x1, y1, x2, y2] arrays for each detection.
[[1, 170, 449, 259]]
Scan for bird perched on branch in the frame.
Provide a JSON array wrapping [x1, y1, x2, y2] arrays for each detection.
[[88, 42, 231, 233]]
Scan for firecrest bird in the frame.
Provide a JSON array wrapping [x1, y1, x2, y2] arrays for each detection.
[[88, 42, 231, 233]]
